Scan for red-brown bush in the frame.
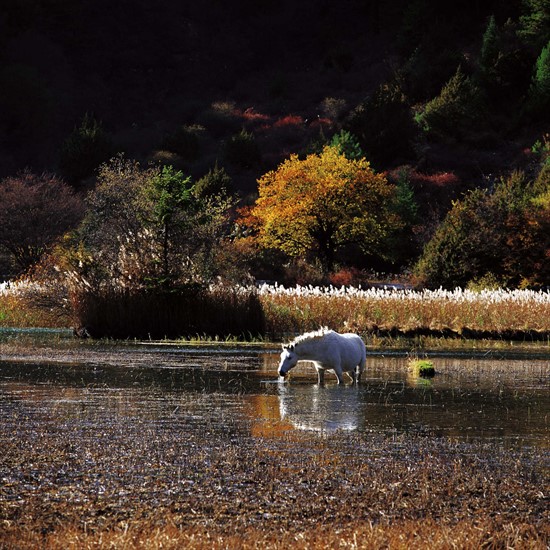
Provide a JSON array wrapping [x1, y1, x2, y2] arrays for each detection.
[[0, 170, 83, 275]]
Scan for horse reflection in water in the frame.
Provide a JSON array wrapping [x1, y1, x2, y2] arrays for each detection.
[[278, 384, 361, 432], [278, 328, 366, 385]]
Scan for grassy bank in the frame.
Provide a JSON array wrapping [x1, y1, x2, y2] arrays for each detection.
[[1, 282, 550, 342]]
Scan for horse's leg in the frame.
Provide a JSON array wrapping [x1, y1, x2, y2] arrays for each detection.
[[357, 354, 366, 383], [317, 367, 325, 385], [333, 364, 345, 384]]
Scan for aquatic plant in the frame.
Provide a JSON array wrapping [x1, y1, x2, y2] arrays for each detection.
[[70, 284, 265, 340], [408, 358, 436, 377]]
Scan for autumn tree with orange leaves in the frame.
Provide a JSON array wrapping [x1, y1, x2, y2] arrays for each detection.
[[239, 146, 402, 273]]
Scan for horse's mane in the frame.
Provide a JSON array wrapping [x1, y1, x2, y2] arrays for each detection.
[[289, 327, 333, 348]]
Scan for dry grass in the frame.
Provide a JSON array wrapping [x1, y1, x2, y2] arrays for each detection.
[[0, 292, 70, 328], [0, 282, 265, 339], [2, 282, 550, 346], [258, 285, 550, 340], [0, 423, 547, 549], [3, 518, 547, 549]]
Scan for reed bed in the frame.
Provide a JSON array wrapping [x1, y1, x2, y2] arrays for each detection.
[[258, 284, 550, 339], [2, 280, 550, 342]]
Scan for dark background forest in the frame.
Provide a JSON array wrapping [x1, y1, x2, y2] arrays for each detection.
[[0, 0, 548, 287]]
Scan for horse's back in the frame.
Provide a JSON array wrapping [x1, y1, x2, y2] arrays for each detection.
[[339, 332, 365, 349], [333, 332, 365, 366]]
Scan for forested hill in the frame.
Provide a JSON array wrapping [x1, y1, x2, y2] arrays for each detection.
[[0, 0, 547, 186]]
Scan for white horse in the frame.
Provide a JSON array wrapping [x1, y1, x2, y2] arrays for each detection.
[[278, 328, 366, 385]]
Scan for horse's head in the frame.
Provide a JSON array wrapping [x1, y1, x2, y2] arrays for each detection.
[[278, 344, 298, 378]]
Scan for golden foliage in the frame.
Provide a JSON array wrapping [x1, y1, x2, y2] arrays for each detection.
[[240, 146, 399, 269]]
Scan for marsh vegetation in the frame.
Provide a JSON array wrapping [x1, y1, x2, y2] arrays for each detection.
[[2, 281, 550, 342]]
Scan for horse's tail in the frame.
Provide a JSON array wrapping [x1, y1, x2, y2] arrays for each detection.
[[359, 338, 367, 375]]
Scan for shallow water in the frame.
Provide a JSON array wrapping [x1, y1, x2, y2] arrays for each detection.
[[0, 337, 548, 450]]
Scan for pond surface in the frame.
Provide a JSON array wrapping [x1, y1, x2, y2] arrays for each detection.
[[0, 333, 548, 451]]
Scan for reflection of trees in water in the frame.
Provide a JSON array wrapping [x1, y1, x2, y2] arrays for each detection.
[[0, 379, 233, 434], [6, 383, 243, 448], [246, 366, 550, 446], [259, 351, 280, 373], [245, 394, 293, 437], [3, 353, 548, 447]]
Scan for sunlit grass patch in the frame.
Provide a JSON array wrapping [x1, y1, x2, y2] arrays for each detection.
[[0, 282, 70, 328]]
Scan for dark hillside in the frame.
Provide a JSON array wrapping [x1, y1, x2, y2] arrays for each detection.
[[1, 0, 548, 286], [1, 0, 541, 179]]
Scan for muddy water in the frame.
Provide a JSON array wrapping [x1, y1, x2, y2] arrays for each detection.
[[0, 337, 548, 450]]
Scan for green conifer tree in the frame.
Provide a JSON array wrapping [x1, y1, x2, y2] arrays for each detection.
[[329, 130, 364, 160], [527, 40, 550, 115], [518, 0, 550, 52], [480, 15, 500, 75], [416, 66, 484, 141]]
